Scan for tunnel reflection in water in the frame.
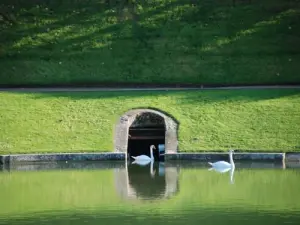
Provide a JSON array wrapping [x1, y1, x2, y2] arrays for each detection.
[[114, 162, 179, 201]]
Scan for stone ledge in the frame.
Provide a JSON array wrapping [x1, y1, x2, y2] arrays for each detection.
[[3, 161, 126, 171], [164, 161, 284, 169], [0, 153, 126, 164], [0, 152, 295, 165], [285, 153, 300, 162], [164, 153, 285, 161]]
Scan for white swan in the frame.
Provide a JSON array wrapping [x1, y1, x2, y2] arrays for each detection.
[[208, 166, 231, 173], [208, 149, 235, 170], [131, 145, 156, 164], [131, 160, 151, 166]]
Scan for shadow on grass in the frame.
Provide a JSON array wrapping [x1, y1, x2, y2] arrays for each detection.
[[1, 0, 300, 85], [16, 88, 300, 104], [2, 0, 298, 56], [0, 207, 300, 225]]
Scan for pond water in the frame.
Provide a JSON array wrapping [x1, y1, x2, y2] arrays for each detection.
[[1, 161, 300, 225]]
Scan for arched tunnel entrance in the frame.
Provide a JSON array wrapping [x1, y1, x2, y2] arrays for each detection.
[[127, 112, 165, 161], [114, 108, 179, 158]]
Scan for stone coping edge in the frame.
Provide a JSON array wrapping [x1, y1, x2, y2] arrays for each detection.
[[164, 153, 286, 162], [0, 153, 126, 164], [1, 152, 300, 164]]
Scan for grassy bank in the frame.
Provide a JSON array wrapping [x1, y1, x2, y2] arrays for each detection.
[[0, 89, 300, 154], [1, 0, 300, 86]]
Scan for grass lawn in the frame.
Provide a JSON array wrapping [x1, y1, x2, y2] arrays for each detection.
[[0, 89, 300, 154], [1, 0, 300, 86]]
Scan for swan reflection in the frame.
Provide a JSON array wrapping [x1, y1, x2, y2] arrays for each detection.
[[209, 166, 235, 184], [131, 160, 156, 178], [114, 161, 179, 201]]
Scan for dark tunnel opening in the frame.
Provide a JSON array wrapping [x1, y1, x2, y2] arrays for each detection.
[[127, 127, 165, 161], [127, 112, 166, 161]]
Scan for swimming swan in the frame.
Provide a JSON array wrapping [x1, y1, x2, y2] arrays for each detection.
[[208, 166, 231, 173], [131, 145, 156, 164], [208, 149, 235, 170]]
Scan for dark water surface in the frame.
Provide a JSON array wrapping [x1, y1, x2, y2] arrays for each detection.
[[1, 161, 300, 225]]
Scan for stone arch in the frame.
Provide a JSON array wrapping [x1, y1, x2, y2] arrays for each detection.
[[114, 108, 179, 154]]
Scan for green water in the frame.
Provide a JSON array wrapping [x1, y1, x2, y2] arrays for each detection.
[[1, 162, 300, 225]]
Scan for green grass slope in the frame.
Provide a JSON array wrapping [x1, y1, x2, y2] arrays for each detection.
[[0, 0, 300, 86], [0, 89, 299, 154]]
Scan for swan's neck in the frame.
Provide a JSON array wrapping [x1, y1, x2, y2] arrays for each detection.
[[150, 147, 154, 160], [229, 152, 235, 168]]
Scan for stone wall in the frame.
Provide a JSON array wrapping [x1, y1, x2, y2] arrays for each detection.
[[130, 112, 165, 128], [114, 108, 179, 154]]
